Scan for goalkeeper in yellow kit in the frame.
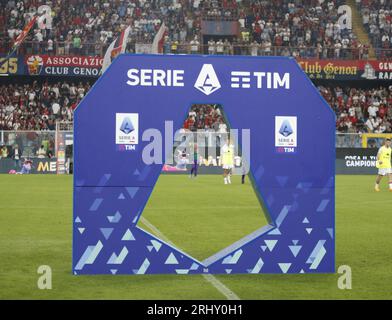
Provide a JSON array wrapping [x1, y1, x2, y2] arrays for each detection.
[[375, 138, 392, 192]]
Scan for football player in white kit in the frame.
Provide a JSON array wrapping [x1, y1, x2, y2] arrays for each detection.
[[221, 138, 235, 184]]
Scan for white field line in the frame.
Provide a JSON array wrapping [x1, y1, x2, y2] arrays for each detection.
[[139, 216, 240, 300]]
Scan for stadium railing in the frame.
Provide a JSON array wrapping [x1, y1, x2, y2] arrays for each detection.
[[335, 133, 392, 149], [2, 39, 389, 60], [0, 40, 105, 57], [162, 44, 371, 60], [360, 133, 392, 148], [0, 131, 369, 159], [0, 131, 56, 158], [336, 133, 363, 148]]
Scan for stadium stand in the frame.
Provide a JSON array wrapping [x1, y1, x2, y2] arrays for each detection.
[[1, 80, 391, 134], [237, 0, 363, 59], [0, 81, 90, 130], [183, 104, 227, 132], [319, 84, 392, 133], [0, 0, 370, 58], [357, 0, 392, 59], [1, 0, 198, 55]]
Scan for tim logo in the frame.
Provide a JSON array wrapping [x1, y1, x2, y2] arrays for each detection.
[[116, 113, 138, 150], [194, 64, 221, 96], [275, 116, 297, 153]]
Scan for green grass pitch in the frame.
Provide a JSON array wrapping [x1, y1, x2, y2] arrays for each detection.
[[0, 174, 391, 299]]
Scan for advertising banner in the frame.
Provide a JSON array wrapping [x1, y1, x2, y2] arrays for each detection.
[[4, 54, 392, 81], [336, 148, 378, 174], [0, 55, 23, 75], [23, 55, 103, 77], [0, 158, 59, 174], [297, 59, 392, 81], [73, 54, 335, 275], [0, 150, 378, 175], [201, 21, 239, 35]]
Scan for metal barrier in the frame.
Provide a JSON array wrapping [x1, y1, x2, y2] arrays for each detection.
[[335, 133, 392, 148], [0, 131, 372, 155], [1, 39, 388, 60], [0, 131, 56, 158], [335, 133, 362, 148], [157, 44, 371, 60]]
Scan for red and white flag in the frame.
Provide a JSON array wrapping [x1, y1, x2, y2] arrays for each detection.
[[151, 23, 167, 54], [102, 25, 132, 72], [13, 16, 38, 49]]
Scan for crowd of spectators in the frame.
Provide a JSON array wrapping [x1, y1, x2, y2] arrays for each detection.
[[1, 81, 391, 134], [319, 84, 392, 134], [183, 104, 227, 132], [358, 0, 392, 58], [184, 86, 392, 135], [237, 0, 366, 59], [0, 0, 370, 59], [1, 0, 201, 56], [0, 81, 90, 130]]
